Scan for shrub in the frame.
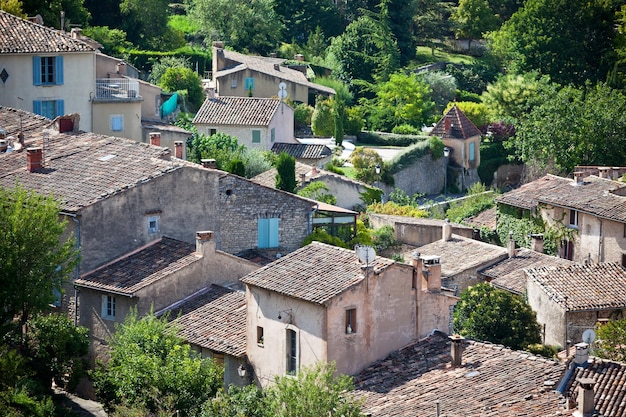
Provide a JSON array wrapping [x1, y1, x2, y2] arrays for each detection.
[[344, 107, 365, 135], [367, 201, 428, 218], [311, 98, 334, 136], [428, 136, 445, 159], [392, 124, 420, 135], [525, 344, 559, 358], [302, 229, 350, 248], [445, 183, 495, 223], [372, 225, 400, 252], [294, 103, 314, 128], [356, 131, 425, 146]]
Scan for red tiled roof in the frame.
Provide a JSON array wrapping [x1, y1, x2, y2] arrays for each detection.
[[0, 11, 95, 53], [271, 142, 332, 160], [170, 285, 247, 357], [240, 241, 396, 305], [75, 237, 199, 295], [353, 331, 565, 417], [525, 263, 626, 311], [0, 106, 50, 140], [430, 105, 482, 140], [193, 96, 281, 127], [481, 248, 573, 295], [464, 206, 497, 230]]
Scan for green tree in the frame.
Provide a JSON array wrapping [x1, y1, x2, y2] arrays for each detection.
[[159, 67, 205, 112], [188, 131, 245, 170], [120, 0, 181, 50], [595, 319, 626, 363], [420, 71, 457, 113], [349, 147, 384, 184], [275, 152, 297, 193], [414, 0, 455, 55], [311, 97, 335, 137], [297, 181, 337, 205], [199, 384, 267, 417], [272, 0, 343, 44], [22, 0, 90, 29], [82, 26, 132, 55], [149, 55, 192, 86], [1, 0, 26, 17], [453, 283, 541, 350], [487, 0, 618, 86], [264, 362, 363, 417], [92, 309, 222, 416], [444, 101, 489, 129], [383, 0, 418, 65], [0, 185, 78, 335], [451, 0, 499, 49]]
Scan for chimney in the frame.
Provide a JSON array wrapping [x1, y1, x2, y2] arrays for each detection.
[[26, 147, 43, 172], [212, 41, 224, 49], [444, 117, 451, 132], [195, 230, 216, 256], [294, 54, 304, 61], [573, 171, 583, 185], [597, 167, 609, 179], [270, 52, 277, 58], [442, 219, 452, 241], [58, 115, 74, 133], [174, 141, 183, 159], [422, 255, 442, 292], [612, 167, 621, 180], [530, 233, 544, 253], [201, 158, 217, 169], [70, 27, 81, 39], [149, 132, 161, 146], [449, 335, 464, 367], [273, 63, 280, 71], [311, 166, 318, 175], [300, 173, 306, 184], [507, 231, 516, 258], [116, 61, 127, 75], [576, 378, 595, 417], [574, 342, 590, 366]]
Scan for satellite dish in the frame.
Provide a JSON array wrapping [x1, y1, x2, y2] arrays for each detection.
[[356, 245, 376, 265], [278, 82, 287, 90], [582, 329, 596, 344], [277, 82, 287, 100]]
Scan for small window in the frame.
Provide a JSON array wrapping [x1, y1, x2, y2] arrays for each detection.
[[569, 210, 579, 227], [33, 56, 63, 86], [345, 308, 357, 334], [245, 77, 255, 91], [101, 295, 116, 320], [110, 114, 123, 131], [469, 142, 475, 161], [33, 99, 64, 119], [209, 128, 217, 136], [623, 224, 626, 238], [271, 128, 275, 143], [231, 79, 237, 88], [286, 328, 298, 375], [252, 130, 261, 144], [148, 215, 159, 233], [257, 326, 264, 346]]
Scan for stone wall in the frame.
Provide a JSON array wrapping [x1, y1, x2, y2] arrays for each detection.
[[368, 214, 473, 247], [390, 153, 446, 197]]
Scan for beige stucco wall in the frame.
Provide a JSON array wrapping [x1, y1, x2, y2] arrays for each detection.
[[216, 68, 309, 104], [92, 100, 142, 141], [368, 215, 474, 247], [0, 52, 95, 130], [526, 275, 566, 347], [138, 80, 162, 122], [443, 136, 480, 170], [419, 291, 458, 338]]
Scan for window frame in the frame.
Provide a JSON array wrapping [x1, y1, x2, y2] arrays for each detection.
[[469, 141, 475, 162], [101, 294, 116, 320], [33, 99, 64, 119], [245, 77, 255, 91], [252, 130, 261, 144], [270, 127, 275, 143], [147, 215, 160, 234], [257, 326, 264, 346], [569, 209, 579, 228], [33, 56, 63, 86], [286, 327, 298, 375], [345, 308, 357, 334]]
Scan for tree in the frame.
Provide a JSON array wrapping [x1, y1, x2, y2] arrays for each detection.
[[451, 0, 499, 49], [119, 0, 177, 50], [0, 184, 78, 335], [1, 0, 26, 17], [453, 283, 541, 350], [82, 26, 132, 55], [487, 0, 618, 86], [159, 67, 205, 112], [383, 0, 418, 65], [414, 0, 455, 55], [349, 147, 384, 184], [272, 0, 344, 45], [297, 181, 337, 205], [444, 101, 489, 129], [275, 152, 297, 193], [311, 98, 335, 137], [92, 309, 222, 416], [22, 0, 90, 30], [264, 362, 364, 417], [595, 319, 626, 363], [420, 71, 457, 113], [188, 131, 245, 170]]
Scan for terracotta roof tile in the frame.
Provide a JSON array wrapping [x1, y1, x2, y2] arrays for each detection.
[[481, 248, 573, 295], [525, 263, 626, 311], [0, 11, 95, 53], [271, 142, 332, 159], [251, 161, 369, 190], [430, 105, 482, 140], [75, 237, 199, 295], [0, 106, 51, 141], [240, 241, 395, 305], [169, 285, 247, 357], [464, 206, 497, 230], [353, 331, 565, 417], [193, 96, 281, 126]]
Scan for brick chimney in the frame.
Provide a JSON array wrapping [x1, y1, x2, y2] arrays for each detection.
[[530, 233, 544, 253], [444, 117, 451, 132], [449, 335, 464, 367], [174, 141, 183, 159], [575, 378, 595, 417], [573, 172, 584, 185], [507, 231, 516, 258], [598, 167, 609, 179], [149, 132, 161, 146], [442, 219, 452, 241], [196, 231, 216, 257], [26, 147, 43, 172], [201, 159, 217, 169]]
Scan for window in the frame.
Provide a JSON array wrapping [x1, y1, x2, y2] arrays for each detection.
[[569, 209, 579, 227], [209, 128, 217, 136], [469, 142, 475, 161], [622, 253, 626, 268], [32, 56, 63, 86], [148, 215, 159, 233], [231, 79, 237, 88], [257, 326, 264, 346], [345, 308, 356, 334], [101, 295, 116, 320], [286, 328, 298, 375], [33, 99, 64, 119], [258, 217, 279, 248], [110, 115, 123, 131], [245, 77, 255, 91], [271, 128, 275, 143], [252, 130, 261, 144]]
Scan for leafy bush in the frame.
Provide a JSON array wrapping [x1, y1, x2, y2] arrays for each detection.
[[525, 344, 559, 358], [344, 107, 365, 135], [367, 201, 428, 218], [275, 152, 297, 193], [385, 139, 431, 176], [311, 98, 334, 136], [294, 103, 314, 128], [445, 183, 495, 223], [324, 162, 345, 175], [297, 182, 337, 205], [159, 67, 204, 111], [392, 124, 421, 135], [388, 188, 422, 207], [302, 229, 350, 249], [428, 136, 445, 159], [372, 225, 400, 252], [356, 131, 426, 146], [124, 47, 211, 76]]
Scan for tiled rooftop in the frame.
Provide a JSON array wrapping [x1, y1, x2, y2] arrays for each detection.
[[270, 143, 332, 160], [0, 106, 51, 141], [430, 105, 482, 140], [353, 331, 565, 417], [169, 285, 247, 357], [464, 206, 497, 230], [193, 97, 281, 126], [0, 10, 95, 53], [406, 235, 507, 276], [481, 248, 573, 295], [74, 237, 199, 295], [497, 174, 626, 223], [525, 263, 626, 311], [240, 241, 396, 305], [251, 161, 368, 190]]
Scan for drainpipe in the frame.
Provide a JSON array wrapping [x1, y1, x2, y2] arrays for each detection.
[[597, 219, 603, 263]]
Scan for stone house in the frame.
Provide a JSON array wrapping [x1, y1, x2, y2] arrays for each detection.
[[496, 174, 626, 264], [524, 262, 626, 349], [240, 242, 458, 386], [193, 96, 297, 150], [429, 105, 482, 191], [210, 43, 335, 105]]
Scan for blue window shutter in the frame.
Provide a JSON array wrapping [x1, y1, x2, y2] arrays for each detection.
[[33, 100, 42, 116], [33, 57, 42, 86], [258, 218, 269, 248], [269, 218, 279, 247], [56, 99, 64, 116], [55, 56, 64, 85], [469, 142, 475, 161]]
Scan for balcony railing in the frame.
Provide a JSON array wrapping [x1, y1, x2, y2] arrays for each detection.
[[95, 78, 141, 100]]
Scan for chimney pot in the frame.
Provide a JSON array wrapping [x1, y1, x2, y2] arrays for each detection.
[[421, 255, 442, 292], [449, 334, 464, 366], [294, 54, 304, 61], [576, 377, 595, 416], [273, 63, 280, 71], [202, 158, 217, 169], [442, 219, 452, 241], [174, 141, 183, 159], [573, 171, 584, 184], [149, 132, 161, 146], [212, 41, 224, 49], [71, 28, 81, 39], [507, 232, 516, 258], [530, 233, 544, 253], [270, 52, 277, 58], [195, 231, 215, 255], [26, 147, 43, 172]]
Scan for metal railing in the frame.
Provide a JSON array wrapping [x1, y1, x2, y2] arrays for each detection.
[[95, 78, 141, 100]]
